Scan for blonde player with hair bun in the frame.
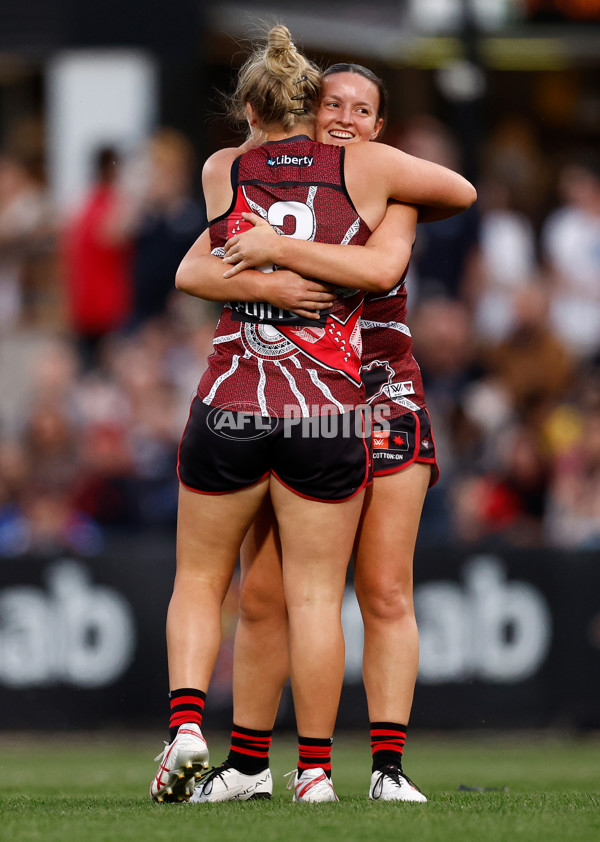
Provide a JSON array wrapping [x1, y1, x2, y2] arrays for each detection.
[[151, 24, 476, 805], [230, 25, 321, 131]]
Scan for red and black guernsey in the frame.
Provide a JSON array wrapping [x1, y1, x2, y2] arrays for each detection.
[[199, 136, 372, 418], [360, 265, 427, 421]]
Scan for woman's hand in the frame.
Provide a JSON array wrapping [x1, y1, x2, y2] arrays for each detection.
[[260, 269, 336, 320], [222, 211, 336, 317], [223, 212, 284, 277]]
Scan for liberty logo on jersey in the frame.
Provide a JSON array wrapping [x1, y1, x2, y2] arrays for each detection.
[[267, 155, 314, 167]]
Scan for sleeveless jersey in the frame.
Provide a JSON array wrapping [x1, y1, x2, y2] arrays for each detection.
[[360, 265, 427, 420], [199, 136, 371, 417]]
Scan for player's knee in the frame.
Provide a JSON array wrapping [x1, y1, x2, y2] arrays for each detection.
[[357, 580, 414, 623], [239, 583, 286, 626]]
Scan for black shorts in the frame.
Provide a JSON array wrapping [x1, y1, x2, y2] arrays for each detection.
[[178, 397, 372, 502], [372, 407, 439, 486]]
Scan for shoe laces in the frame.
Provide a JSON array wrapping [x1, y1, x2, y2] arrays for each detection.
[[284, 769, 297, 791], [197, 762, 232, 789], [286, 768, 336, 799], [379, 764, 422, 793], [153, 741, 169, 763]]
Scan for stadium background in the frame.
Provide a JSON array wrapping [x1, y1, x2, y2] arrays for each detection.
[[1, 0, 600, 737]]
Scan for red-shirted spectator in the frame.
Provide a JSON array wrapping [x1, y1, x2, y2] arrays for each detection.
[[63, 146, 133, 366]]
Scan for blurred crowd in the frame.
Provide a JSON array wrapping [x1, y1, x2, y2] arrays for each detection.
[[1, 115, 600, 556]]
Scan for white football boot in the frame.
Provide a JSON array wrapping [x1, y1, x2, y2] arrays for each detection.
[[150, 723, 210, 803], [369, 765, 427, 802], [286, 767, 339, 803], [190, 764, 272, 802]]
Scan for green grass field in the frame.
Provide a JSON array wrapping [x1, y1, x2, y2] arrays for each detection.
[[2, 732, 599, 842]]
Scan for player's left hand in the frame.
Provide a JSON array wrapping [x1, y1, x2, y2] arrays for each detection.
[[223, 213, 281, 277]]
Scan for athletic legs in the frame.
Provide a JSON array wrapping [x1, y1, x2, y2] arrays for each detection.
[[232, 496, 289, 731], [270, 479, 364, 738], [354, 463, 430, 759], [152, 479, 269, 801], [167, 480, 269, 694]]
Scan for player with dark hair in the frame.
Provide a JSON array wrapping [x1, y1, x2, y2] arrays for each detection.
[[151, 26, 476, 805]]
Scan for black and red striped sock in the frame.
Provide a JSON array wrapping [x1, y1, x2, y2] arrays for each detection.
[[227, 724, 272, 775], [298, 736, 333, 779], [370, 721, 407, 772], [169, 688, 206, 742]]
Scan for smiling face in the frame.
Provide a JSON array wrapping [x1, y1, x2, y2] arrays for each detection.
[[316, 72, 384, 146]]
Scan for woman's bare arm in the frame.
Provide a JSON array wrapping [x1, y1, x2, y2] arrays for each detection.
[[343, 142, 477, 230], [175, 229, 336, 320], [222, 202, 418, 292]]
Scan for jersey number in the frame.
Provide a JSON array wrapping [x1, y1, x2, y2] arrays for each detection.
[[267, 200, 316, 243]]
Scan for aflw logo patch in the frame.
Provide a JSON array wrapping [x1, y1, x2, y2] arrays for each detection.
[[267, 154, 314, 168], [382, 381, 414, 399], [373, 429, 409, 451]]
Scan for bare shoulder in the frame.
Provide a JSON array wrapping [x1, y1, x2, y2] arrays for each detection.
[[202, 146, 242, 182], [345, 141, 405, 163], [202, 146, 244, 220]]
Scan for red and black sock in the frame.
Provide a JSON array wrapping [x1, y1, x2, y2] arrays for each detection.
[[370, 721, 407, 772], [169, 688, 206, 742], [227, 724, 272, 775], [298, 736, 333, 779]]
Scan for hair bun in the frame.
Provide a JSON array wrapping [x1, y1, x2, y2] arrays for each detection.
[[229, 24, 321, 132], [267, 24, 296, 55]]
